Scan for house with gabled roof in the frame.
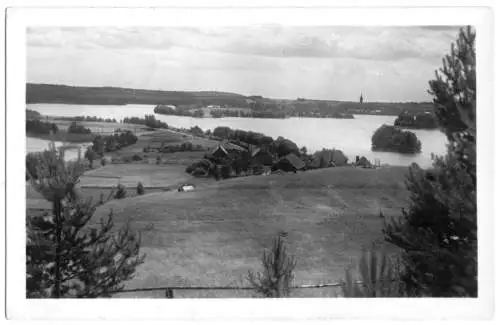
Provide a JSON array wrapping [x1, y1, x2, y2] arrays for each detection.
[[251, 147, 274, 166], [272, 153, 306, 173]]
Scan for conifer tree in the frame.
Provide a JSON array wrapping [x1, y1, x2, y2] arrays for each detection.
[[383, 26, 477, 297], [26, 144, 145, 298]]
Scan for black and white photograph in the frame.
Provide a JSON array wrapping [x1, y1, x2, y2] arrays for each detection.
[[3, 3, 496, 321]]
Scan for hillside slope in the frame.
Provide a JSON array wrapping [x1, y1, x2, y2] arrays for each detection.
[[94, 166, 410, 297]]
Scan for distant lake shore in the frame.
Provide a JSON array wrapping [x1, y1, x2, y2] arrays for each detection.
[[26, 103, 447, 168]]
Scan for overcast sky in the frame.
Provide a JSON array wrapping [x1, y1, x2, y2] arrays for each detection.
[[27, 26, 461, 102]]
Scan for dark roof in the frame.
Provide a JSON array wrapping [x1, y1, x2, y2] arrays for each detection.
[[251, 147, 261, 157], [279, 153, 306, 170], [212, 145, 228, 156], [221, 141, 246, 152]]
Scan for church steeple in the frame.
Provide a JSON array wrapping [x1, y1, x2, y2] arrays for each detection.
[[359, 92, 364, 104]]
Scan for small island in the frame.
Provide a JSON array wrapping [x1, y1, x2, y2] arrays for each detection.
[[371, 124, 422, 154]]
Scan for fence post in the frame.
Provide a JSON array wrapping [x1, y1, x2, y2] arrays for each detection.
[[165, 288, 174, 298]]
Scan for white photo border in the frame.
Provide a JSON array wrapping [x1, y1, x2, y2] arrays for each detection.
[[4, 3, 495, 321]]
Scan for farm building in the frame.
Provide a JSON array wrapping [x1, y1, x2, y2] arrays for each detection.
[[273, 153, 306, 173], [251, 148, 274, 166], [211, 142, 247, 159], [222, 141, 246, 153], [212, 144, 229, 158]]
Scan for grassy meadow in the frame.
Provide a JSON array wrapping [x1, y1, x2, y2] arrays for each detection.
[[91, 166, 410, 297]]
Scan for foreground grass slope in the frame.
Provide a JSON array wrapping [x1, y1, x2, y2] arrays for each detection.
[[93, 166, 409, 297]]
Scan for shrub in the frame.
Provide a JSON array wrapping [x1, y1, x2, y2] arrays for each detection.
[[123, 115, 168, 129], [100, 157, 107, 166], [247, 233, 296, 298], [68, 122, 91, 134], [132, 154, 143, 161], [91, 131, 138, 155], [136, 182, 145, 195], [26, 109, 42, 120], [84, 147, 96, 168], [114, 184, 127, 199], [121, 156, 133, 163], [26, 119, 58, 135], [181, 142, 193, 151], [341, 250, 403, 297], [371, 124, 422, 154]]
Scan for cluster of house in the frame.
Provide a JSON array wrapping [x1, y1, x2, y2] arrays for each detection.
[[209, 141, 352, 174]]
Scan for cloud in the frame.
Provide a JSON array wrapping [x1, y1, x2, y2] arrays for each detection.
[[26, 26, 462, 101], [419, 26, 462, 31], [28, 26, 460, 62]]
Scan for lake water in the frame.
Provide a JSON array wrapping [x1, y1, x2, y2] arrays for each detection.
[[27, 103, 448, 168], [26, 137, 92, 161]]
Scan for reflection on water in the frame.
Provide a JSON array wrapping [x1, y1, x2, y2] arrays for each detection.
[[27, 103, 448, 167], [26, 137, 91, 161]]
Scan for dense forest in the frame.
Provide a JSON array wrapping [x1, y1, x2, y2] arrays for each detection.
[[26, 83, 248, 106]]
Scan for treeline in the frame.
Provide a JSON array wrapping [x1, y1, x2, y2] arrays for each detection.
[[26, 119, 59, 134], [290, 111, 354, 119], [68, 122, 91, 134], [210, 109, 287, 119], [26, 83, 247, 106], [212, 126, 309, 158], [122, 115, 168, 129], [154, 105, 204, 118], [371, 125, 422, 154], [394, 112, 438, 129], [54, 116, 118, 123], [26, 109, 42, 120], [90, 130, 138, 155], [213, 127, 274, 147], [144, 141, 205, 154]]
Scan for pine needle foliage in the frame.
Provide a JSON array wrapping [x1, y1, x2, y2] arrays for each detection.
[[383, 26, 477, 297], [247, 234, 296, 298], [26, 144, 145, 298], [342, 250, 403, 297]]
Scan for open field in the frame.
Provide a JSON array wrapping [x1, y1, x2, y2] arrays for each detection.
[[90, 166, 410, 297], [80, 164, 196, 188], [51, 120, 152, 135], [105, 129, 219, 165], [26, 130, 95, 143], [26, 163, 213, 210]]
